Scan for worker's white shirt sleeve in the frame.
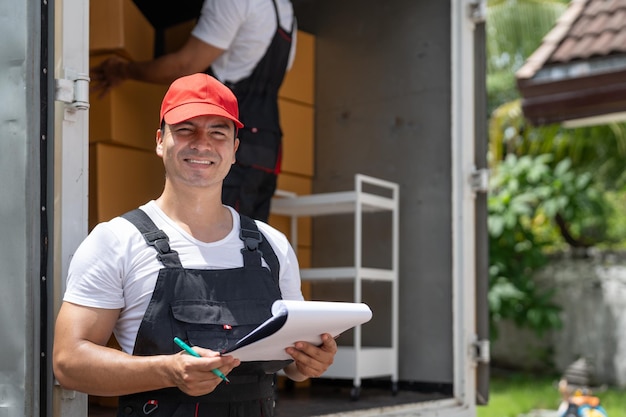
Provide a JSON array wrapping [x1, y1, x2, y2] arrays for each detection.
[[191, 0, 247, 51], [191, 0, 296, 83], [63, 202, 303, 353]]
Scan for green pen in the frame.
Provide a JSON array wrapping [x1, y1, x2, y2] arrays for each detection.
[[173, 337, 230, 383]]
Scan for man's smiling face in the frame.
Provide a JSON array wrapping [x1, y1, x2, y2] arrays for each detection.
[[157, 114, 239, 190]]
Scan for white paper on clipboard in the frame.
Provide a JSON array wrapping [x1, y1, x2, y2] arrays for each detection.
[[221, 300, 373, 361]]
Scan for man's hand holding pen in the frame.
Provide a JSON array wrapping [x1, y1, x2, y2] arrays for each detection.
[[171, 345, 240, 397]]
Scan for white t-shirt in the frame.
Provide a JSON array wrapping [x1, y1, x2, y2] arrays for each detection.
[[191, 0, 297, 84], [63, 202, 303, 354]]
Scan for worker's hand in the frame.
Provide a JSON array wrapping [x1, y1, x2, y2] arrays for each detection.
[[170, 348, 240, 397], [285, 333, 337, 379], [90, 55, 132, 98]]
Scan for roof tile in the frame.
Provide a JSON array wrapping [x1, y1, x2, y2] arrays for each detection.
[[546, 0, 626, 64], [516, 0, 626, 124], [610, 27, 626, 52]]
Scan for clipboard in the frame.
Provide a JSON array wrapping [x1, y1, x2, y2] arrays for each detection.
[[220, 300, 373, 361]]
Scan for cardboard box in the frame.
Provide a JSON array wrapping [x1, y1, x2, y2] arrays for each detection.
[[279, 99, 314, 177], [90, 0, 155, 61], [89, 55, 168, 152], [89, 143, 164, 229], [279, 30, 315, 105]]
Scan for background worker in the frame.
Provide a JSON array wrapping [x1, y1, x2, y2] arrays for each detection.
[[91, 0, 296, 222], [53, 73, 336, 417]]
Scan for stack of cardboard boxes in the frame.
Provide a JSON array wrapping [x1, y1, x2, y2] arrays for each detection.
[[88, 0, 167, 231]]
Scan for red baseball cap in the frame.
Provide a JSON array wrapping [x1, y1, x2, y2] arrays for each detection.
[[159, 73, 244, 129]]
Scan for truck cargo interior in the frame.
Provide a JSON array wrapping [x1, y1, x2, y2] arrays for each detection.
[[0, 0, 487, 416], [93, 1, 485, 414], [89, 0, 480, 411]]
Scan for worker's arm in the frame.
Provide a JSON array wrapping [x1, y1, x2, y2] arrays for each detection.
[[283, 333, 337, 382], [52, 301, 239, 397], [90, 35, 225, 96]]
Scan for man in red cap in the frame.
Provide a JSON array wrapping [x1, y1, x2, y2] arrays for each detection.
[[53, 73, 336, 417]]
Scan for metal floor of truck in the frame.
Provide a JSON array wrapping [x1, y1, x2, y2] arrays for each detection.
[[88, 379, 450, 417]]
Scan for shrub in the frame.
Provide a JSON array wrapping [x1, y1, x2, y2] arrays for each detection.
[[488, 153, 611, 338]]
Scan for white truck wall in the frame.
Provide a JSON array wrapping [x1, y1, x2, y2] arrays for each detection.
[[51, 0, 91, 416], [0, 0, 43, 415]]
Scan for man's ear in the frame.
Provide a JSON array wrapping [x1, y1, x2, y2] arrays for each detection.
[[233, 137, 240, 164], [156, 128, 164, 156]]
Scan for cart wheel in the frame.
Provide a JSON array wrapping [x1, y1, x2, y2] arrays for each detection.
[[350, 386, 361, 401], [391, 381, 399, 396]]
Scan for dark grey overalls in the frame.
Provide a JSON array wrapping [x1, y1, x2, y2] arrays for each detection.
[[117, 209, 291, 417], [218, 0, 294, 221]]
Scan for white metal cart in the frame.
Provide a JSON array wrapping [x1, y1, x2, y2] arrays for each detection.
[[271, 174, 399, 400]]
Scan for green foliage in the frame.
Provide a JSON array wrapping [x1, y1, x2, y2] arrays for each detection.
[[487, 0, 568, 74], [488, 154, 559, 338], [486, 0, 568, 114], [488, 153, 614, 338], [489, 100, 626, 191], [604, 191, 626, 248]]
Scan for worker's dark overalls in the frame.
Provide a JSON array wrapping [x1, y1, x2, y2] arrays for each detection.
[[117, 209, 291, 417], [217, 0, 294, 221]]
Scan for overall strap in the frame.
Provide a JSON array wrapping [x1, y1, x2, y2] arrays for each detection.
[[239, 215, 280, 288], [272, 0, 295, 35], [271, 0, 280, 28], [121, 209, 183, 268]]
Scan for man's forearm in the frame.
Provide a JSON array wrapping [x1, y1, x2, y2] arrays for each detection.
[[126, 36, 225, 86], [54, 343, 176, 396], [126, 54, 193, 86]]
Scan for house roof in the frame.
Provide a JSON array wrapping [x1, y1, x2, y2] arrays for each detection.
[[516, 0, 626, 126]]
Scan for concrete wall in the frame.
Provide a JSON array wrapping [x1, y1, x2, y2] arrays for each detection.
[[293, 0, 454, 384], [491, 251, 626, 387]]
